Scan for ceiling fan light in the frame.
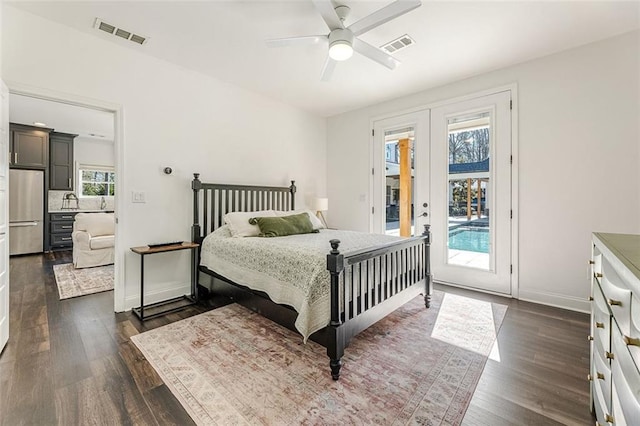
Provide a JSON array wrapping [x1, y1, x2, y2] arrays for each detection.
[[329, 40, 353, 61]]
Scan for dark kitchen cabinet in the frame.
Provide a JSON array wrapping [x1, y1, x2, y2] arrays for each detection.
[[9, 123, 52, 169], [49, 132, 77, 190], [49, 212, 77, 250]]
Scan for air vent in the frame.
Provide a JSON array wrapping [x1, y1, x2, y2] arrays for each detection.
[[381, 34, 415, 54], [94, 18, 148, 45]]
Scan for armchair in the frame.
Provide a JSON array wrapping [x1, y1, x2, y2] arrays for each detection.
[[72, 212, 115, 268]]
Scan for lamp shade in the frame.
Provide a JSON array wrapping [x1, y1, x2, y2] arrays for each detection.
[[313, 197, 329, 211]]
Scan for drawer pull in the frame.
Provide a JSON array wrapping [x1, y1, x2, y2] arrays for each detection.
[[605, 414, 614, 423], [595, 322, 605, 329], [587, 373, 593, 381], [588, 296, 594, 301], [594, 272, 603, 278], [589, 260, 595, 265], [608, 299, 622, 306], [61, 237, 72, 241], [596, 371, 605, 380], [623, 335, 640, 346], [588, 335, 594, 341], [605, 351, 614, 360], [61, 216, 73, 219]]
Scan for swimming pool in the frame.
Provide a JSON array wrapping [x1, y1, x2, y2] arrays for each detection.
[[449, 227, 489, 253]]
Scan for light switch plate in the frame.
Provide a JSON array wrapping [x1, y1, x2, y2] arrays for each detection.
[[132, 191, 146, 203]]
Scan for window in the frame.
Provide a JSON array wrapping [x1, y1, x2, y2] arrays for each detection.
[[78, 165, 115, 197]]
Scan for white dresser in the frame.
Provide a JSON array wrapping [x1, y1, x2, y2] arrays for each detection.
[[590, 233, 640, 426]]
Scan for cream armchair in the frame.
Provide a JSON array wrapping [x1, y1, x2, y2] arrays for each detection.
[[72, 212, 115, 268]]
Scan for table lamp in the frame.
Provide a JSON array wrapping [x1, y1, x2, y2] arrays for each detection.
[[313, 197, 329, 228]]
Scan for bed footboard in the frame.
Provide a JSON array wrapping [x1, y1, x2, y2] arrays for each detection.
[[326, 225, 432, 380]]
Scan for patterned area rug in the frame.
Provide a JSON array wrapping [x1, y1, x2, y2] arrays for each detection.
[[131, 291, 507, 425], [53, 263, 114, 300]]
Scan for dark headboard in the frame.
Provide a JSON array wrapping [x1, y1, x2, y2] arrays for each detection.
[[191, 173, 296, 242]]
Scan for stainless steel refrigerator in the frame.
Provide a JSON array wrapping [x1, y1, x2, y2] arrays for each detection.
[[9, 169, 44, 255]]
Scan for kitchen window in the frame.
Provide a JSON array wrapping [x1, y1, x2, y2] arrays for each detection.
[[78, 165, 115, 197]]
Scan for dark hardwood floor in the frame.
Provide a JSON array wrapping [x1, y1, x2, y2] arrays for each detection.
[[0, 252, 594, 425]]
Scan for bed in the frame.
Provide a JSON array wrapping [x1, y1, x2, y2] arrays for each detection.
[[191, 174, 432, 380]]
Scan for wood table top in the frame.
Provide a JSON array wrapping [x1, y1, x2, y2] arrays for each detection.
[[130, 241, 199, 255]]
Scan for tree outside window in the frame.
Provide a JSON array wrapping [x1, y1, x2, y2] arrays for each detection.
[[79, 167, 115, 197]]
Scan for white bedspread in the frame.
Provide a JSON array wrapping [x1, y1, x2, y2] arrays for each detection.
[[200, 226, 401, 342]]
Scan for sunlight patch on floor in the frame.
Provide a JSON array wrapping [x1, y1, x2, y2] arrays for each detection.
[[431, 293, 502, 360]]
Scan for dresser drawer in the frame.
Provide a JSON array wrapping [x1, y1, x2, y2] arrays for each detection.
[[601, 261, 632, 335], [51, 222, 74, 234], [611, 329, 640, 426], [593, 374, 613, 426], [627, 294, 640, 368], [592, 247, 603, 278], [50, 212, 77, 221], [593, 349, 612, 411], [593, 284, 612, 353]]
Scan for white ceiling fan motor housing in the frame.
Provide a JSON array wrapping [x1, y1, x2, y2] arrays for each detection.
[[328, 28, 354, 60]]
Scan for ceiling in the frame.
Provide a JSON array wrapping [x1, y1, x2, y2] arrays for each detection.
[[9, 94, 115, 141], [6, 1, 639, 117]]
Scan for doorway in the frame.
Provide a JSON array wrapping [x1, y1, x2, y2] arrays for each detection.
[[372, 90, 513, 295], [7, 91, 121, 306]]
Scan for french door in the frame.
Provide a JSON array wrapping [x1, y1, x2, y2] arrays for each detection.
[[372, 110, 429, 236], [429, 91, 512, 294], [372, 91, 513, 295]]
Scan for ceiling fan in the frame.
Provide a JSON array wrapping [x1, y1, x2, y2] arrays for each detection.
[[266, 0, 422, 81]]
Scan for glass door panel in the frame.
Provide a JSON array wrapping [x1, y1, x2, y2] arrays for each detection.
[[385, 129, 414, 237], [447, 113, 490, 270]]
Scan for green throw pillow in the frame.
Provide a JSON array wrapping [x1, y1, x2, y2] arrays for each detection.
[[249, 213, 319, 237]]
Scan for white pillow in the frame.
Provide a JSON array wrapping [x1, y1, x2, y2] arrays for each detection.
[[276, 210, 325, 230], [224, 210, 276, 237]]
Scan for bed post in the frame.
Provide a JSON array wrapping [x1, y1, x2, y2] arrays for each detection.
[[289, 180, 296, 210], [326, 239, 345, 380], [192, 173, 202, 243], [423, 224, 432, 308]]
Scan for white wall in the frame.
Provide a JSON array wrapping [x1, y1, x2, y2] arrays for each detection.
[[2, 6, 327, 310], [327, 31, 640, 312], [74, 136, 115, 168]]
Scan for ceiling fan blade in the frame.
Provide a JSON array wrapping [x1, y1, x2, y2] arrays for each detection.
[[266, 35, 326, 48], [311, 0, 344, 30], [352, 38, 400, 70], [348, 0, 421, 37], [320, 56, 336, 82]]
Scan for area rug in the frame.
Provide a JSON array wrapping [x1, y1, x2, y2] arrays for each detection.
[[131, 291, 507, 425], [53, 263, 114, 300]]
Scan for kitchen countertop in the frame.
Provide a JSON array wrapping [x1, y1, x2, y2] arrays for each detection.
[[49, 210, 114, 213]]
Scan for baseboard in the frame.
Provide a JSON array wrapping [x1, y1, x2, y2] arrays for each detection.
[[124, 282, 191, 311], [518, 289, 590, 313]]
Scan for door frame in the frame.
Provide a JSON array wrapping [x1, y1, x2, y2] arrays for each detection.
[[369, 83, 519, 298], [6, 81, 127, 311]]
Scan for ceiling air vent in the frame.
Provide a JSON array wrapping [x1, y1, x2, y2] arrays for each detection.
[[381, 34, 415, 54], [94, 18, 148, 45]]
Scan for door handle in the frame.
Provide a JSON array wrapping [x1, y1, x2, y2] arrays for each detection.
[[9, 221, 38, 227]]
